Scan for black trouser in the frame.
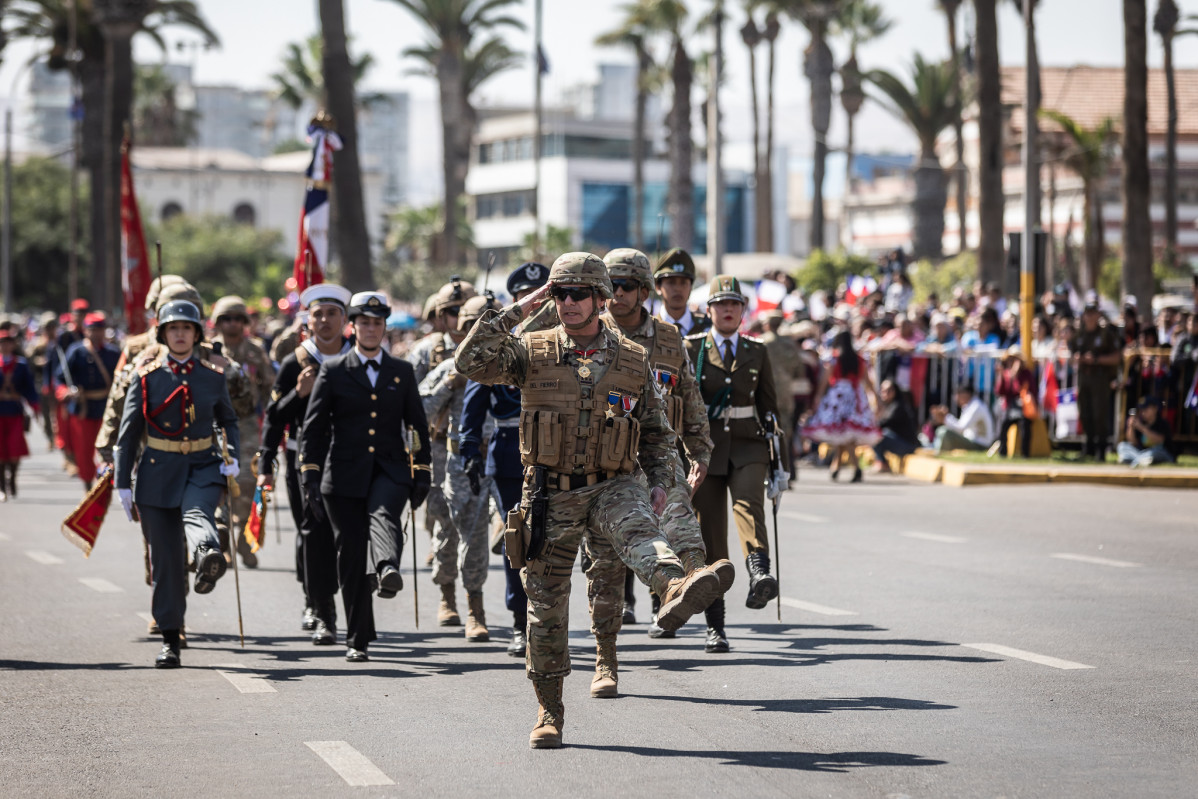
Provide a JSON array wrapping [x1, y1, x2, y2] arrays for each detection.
[[493, 475, 528, 620], [323, 469, 410, 651], [1078, 374, 1113, 454], [284, 450, 305, 587], [139, 483, 222, 633], [999, 411, 1031, 457]]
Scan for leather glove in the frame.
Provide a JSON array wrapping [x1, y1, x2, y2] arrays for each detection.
[[410, 473, 431, 511], [220, 458, 240, 480], [118, 488, 135, 522], [304, 481, 326, 524], [463, 455, 483, 496]]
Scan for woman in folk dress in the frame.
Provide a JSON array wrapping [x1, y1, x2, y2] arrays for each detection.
[[802, 330, 881, 483]]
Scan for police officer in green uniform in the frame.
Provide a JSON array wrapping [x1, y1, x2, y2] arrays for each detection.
[[686, 276, 781, 650], [654, 248, 712, 336], [1071, 291, 1123, 461], [114, 300, 240, 668]]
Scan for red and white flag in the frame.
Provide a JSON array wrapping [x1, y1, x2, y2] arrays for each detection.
[[293, 120, 342, 293], [120, 136, 151, 334]]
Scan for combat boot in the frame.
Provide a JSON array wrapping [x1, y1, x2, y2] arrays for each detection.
[[312, 597, 337, 646], [745, 551, 779, 610], [438, 582, 462, 626], [646, 591, 674, 639], [679, 548, 736, 594], [653, 567, 721, 632], [530, 675, 564, 749], [465, 591, 490, 641], [507, 612, 527, 657], [704, 597, 729, 653], [590, 633, 618, 698]]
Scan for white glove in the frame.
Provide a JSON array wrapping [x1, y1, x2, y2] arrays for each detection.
[[220, 458, 240, 480], [765, 467, 789, 502], [118, 488, 135, 522]]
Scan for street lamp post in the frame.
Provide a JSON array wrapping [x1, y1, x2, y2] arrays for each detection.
[[1020, 0, 1036, 361]]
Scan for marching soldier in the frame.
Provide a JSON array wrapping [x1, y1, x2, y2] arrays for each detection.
[[419, 293, 501, 642], [407, 277, 477, 622], [594, 249, 733, 665], [300, 291, 432, 662], [29, 313, 59, 450], [258, 284, 353, 645], [114, 300, 240, 668], [456, 252, 722, 750], [59, 313, 120, 489], [0, 328, 39, 500], [686, 276, 782, 651], [458, 263, 550, 658], [211, 295, 276, 568], [654, 248, 711, 336]]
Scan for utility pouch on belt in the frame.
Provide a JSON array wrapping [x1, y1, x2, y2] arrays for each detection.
[[526, 465, 548, 561], [504, 507, 528, 569]]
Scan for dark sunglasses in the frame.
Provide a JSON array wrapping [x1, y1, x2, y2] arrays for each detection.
[[610, 279, 640, 293], [443, 307, 460, 316], [550, 286, 593, 303]]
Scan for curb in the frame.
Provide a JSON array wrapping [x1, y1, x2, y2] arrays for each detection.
[[901, 454, 1198, 489]]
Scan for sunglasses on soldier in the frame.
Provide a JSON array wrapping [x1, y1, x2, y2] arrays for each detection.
[[610, 279, 640, 293], [550, 286, 593, 303]]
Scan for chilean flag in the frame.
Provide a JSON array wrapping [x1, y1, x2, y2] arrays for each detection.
[[293, 122, 343, 293], [755, 279, 789, 315], [120, 136, 151, 334]]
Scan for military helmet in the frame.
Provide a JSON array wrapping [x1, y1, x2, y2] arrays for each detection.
[[457, 294, 499, 331], [145, 274, 187, 311], [422, 294, 438, 321], [548, 252, 613, 299], [348, 291, 392, 321], [707, 274, 747, 305], [211, 295, 249, 322], [155, 300, 204, 344], [156, 281, 203, 315], [603, 248, 652, 290], [432, 276, 477, 315], [507, 262, 548, 296], [654, 247, 696, 284]]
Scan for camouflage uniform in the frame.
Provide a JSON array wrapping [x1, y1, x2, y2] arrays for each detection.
[[406, 332, 458, 571]]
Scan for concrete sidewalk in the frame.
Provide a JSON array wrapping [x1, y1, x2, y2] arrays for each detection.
[[899, 452, 1198, 488]]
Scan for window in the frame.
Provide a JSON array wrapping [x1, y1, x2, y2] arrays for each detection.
[[232, 202, 256, 226], [161, 201, 183, 222]]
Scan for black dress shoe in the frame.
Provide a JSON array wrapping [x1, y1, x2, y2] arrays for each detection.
[[301, 605, 317, 631], [377, 565, 403, 599], [345, 647, 369, 662], [312, 619, 336, 646], [745, 551, 779, 610], [194, 547, 227, 595], [647, 615, 676, 639], [507, 628, 527, 658], [622, 606, 637, 625], [155, 644, 181, 668], [705, 627, 730, 653]]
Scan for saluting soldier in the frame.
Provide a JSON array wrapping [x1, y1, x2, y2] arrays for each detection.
[[419, 293, 502, 642], [258, 284, 353, 645], [654, 248, 712, 336], [300, 291, 432, 663], [458, 263, 549, 658], [594, 249, 733, 666], [59, 313, 120, 489], [114, 300, 240, 668], [456, 252, 721, 750], [406, 277, 477, 623], [211, 295, 276, 568], [686, 276, 782, 652]]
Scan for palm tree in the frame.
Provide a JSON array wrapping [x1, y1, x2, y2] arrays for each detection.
[[937, 0, 967, 253], [663, 4, 694, 253], [386, 0, 524, 268], [1040, 110, 1116, 294], [133, 64, 196, 145], [831, 0, 890, 200], [8, 0, 217, 310], [1123, 0, 1153, 305], [271, 33, 385, 111], [741, 6, 765, 251], [1152, 0, 1193, 270], [866, 55, 958, 260], [973, 0, 1004, 285]]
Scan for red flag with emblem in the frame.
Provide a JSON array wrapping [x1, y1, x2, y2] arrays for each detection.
[[242, 485, 271, 553], [120, 136, 151, 334]]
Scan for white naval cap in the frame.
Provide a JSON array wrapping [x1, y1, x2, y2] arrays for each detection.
[[348, 291, 391, 319], [300, 283, 352, 310]]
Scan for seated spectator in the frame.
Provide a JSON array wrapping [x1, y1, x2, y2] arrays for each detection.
[[927, 382, 996, 453], [872, 379, 919, 472], [995, 347, 1036, 457], [1117, 397, 1174, 467]]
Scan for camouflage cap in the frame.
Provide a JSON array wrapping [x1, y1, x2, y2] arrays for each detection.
[[211, 295, 249, 322], [457, 294, 500, 331], [422, 294, 438, 321], [707, 275, 747, 305], [603, 248, 653, 289], [156, 281, 203, 315], [432, 276, 478, 314], [654, 247, 696, 283], [548, 252, 613, 299], [145, 274, 188, 311]]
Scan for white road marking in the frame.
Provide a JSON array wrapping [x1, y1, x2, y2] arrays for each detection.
[[212, 664, 278, 694], [785, 512, 830, 524], [901, 531, 967, 544], [1050, 553, 1142, 569], [961, 643, 1094, 670], [305, 741, 394, 787], [779, 597, 858, 616], [79, 577, 123, 593], [25, 550, 63, 565]]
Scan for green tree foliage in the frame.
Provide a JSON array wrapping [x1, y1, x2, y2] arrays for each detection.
[[5, 157, 89, 311], [793, 248, 875, 296], [148, 215, 287, 302], [909, 251, 977, 303]]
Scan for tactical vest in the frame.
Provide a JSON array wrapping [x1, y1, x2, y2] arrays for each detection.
[[646, 320, 687, 435], [519, 330, 649, 476]]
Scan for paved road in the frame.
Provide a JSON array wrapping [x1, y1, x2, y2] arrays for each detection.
[[1, 446, 1196, 798]]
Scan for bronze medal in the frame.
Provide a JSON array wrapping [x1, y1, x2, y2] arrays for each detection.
[[578, 364, 592, 379]]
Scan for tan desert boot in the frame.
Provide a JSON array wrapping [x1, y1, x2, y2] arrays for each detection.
[[653, 568, 721, 632], [679, 548, 736, 594], [438, 582, 462, 626], [530, 676, 565, 749], [465, 591, 490, 641], [590, 634, 618, 698]]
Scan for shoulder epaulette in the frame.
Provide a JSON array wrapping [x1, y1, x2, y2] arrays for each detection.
[[200, 360, 225, 375], [684, 331, 707, 341], [742, 333, 763, 343]]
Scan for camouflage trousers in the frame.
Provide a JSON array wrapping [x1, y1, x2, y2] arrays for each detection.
[[216, 421, 262, 551], [522, 473, 684, 679], [425, 439, 451, 538], [431, 453, 492, 591], [583, 455, 706, 634]]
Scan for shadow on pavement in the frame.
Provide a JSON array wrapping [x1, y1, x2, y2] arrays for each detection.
[[567, 744, 947, 771], [619, 693, 957, 715], [0, 659, 151, 671]]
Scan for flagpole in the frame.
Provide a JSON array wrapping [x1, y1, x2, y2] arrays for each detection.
[[533, 0, 543, 259]]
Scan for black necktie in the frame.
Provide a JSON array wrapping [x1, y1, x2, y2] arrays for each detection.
[[365, 360, 379, 372], [723, 340, 734, 369]]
